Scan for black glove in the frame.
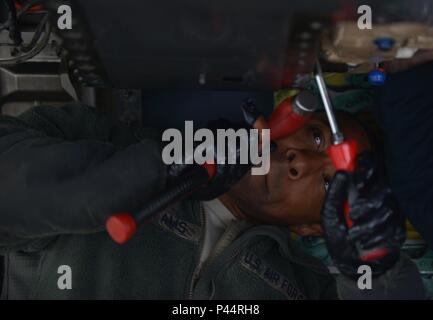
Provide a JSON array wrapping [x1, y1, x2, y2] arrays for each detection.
[[192, 119, 255, 200], [168, 101, 273, 201], [321, 151, 406, 279]]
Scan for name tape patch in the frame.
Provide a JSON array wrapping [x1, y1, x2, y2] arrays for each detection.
[[241, 252, 305, 300], [158, 212, 201, 242]]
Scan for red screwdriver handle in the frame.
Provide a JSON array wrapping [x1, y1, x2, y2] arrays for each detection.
[[106, 163, 216, 244], [267, 97, 312, 141], [326, 139, 358, 173], [327, 140, 389, 261], [342, 201, 353, 228], [327, 139, 358, 228], [106, 213, 137, 245]]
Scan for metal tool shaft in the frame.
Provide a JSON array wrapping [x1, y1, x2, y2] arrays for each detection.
[[314, 61, 343, 145]]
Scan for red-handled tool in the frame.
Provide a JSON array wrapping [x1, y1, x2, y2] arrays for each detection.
[[15, 1, 44, 13], [106, 163, 215, 244], [106, 90, 317, 245], [314, 61, 388, 261], [268, 90, 318, 141]]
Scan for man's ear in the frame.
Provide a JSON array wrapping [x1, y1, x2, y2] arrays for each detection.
[[292, 224, 323, 236]]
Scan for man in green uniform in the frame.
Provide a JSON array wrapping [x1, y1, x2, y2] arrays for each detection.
[[0, 103, 424, 299]]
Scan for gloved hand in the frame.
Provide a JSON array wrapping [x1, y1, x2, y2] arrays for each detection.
[[168, 100, 273, 201], [321, 151, 406, 279]]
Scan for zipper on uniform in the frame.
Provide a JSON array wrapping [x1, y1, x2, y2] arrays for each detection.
[[208, 246, 245, 300], [187, 203, 206, 299], [190, 220, 252, 300]]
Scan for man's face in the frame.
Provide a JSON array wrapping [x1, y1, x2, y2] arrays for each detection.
[[227, 112, 371, 227]]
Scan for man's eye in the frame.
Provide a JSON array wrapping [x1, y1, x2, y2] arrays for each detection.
[[312, 130, 323, 149], [324, 178, 330, 191], [323, 176, 330, 192]]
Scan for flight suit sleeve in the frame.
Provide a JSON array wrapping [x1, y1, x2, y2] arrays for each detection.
[[0, 103, 167, 250]]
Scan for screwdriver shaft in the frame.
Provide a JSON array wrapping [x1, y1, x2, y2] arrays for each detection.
[[314, 62, 344, 145]]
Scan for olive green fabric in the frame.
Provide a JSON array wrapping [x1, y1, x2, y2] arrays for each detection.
[[0, 103, 425, 300], [2, 200, 335, 299]]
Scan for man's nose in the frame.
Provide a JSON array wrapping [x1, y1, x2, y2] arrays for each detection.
[[287, 149, 323, 180]]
